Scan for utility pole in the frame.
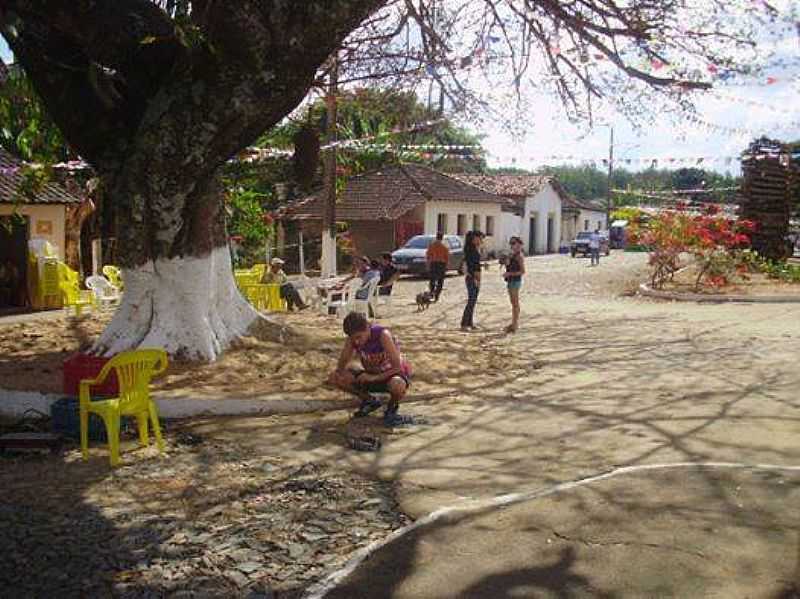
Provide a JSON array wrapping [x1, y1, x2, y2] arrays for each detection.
[[321, 54, 339, 278], [606, 125, 614, 230]]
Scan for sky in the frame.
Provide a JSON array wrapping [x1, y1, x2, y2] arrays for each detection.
[[478, 59, 800, 176], [2, 10, 798, 177]]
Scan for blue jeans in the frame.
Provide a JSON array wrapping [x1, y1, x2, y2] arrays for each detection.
[[590, 248, 600, 265], [461, 276, 479, 327]]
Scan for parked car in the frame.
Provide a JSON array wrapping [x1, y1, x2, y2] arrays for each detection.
[[570, 231, 610, 257], [392, 234, 464, 275]]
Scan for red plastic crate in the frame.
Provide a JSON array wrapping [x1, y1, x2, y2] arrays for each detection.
[[62, 353, 119, 397]]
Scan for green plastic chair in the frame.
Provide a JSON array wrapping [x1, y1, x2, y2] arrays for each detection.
[[79, 349, 168, 467]]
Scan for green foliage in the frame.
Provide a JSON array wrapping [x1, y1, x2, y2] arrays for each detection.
[[610, 206, 647, 224], [531, 164, 740, 204], [0, 66, 68, 163], [226, 188, 273, 265], [260, 87, 486, 190], [750, 254, 800, 284]]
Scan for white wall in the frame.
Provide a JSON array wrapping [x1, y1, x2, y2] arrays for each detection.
[[499, 212, 522, 251], [0, 203, 66, 259], [577, 209, 607, 233], [562, 211, 579, 244], [518, 184, 563, 255], [424, 200, 505, 253]]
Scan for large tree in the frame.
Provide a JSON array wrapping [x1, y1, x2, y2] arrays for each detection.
[[0, 0, 784, 359]]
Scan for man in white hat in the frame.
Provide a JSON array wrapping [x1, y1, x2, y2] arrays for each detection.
[[261, 257, 308, 311]]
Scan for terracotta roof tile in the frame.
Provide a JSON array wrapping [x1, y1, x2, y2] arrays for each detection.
[[452, 173, 552, 197], [285, 163, 509, 221], [0, 148, 82, 204]]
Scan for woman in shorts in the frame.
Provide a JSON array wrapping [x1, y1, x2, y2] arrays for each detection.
[[503, 236, 526, 333]]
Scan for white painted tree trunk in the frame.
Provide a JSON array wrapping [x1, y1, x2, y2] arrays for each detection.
[[320, 229, 337, 277], [93, 246, 264, 361]]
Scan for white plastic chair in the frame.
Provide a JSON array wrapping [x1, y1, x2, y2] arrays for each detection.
[[354, 277, 380, 319], [326, 279, 363, 318], [376, 284, 393, 312], [292, 274, 322, 310], [85, 275, 121, 309]]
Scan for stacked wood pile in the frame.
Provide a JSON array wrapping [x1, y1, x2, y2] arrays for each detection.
[[740, 138, 795, 261]]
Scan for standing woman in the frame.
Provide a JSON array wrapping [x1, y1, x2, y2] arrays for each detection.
[[460, 230, 483, 331], [504, 236, 526, 333]]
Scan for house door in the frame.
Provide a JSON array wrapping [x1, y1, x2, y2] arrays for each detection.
[[547, 216, 554, 253], [0, 215, 29, 309], [528, 217, 536, 255]]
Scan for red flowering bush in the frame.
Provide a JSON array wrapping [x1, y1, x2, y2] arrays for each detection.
[[635, 204, 754, 290]]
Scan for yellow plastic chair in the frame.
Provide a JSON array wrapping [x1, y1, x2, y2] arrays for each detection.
[[58, 263, 93, 316], [251, 263, 267, 280], [234, 270, 259, 287], [102, 265, 124, 291], [265, 283, 287, 312], [240, 283, 270, 310], [79, 349, 168, 467]]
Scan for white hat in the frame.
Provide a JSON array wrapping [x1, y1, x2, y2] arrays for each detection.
[[270, 257, 285, 266]]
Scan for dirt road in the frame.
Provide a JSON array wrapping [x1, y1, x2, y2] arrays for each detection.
[[187, 251, 800, 597]]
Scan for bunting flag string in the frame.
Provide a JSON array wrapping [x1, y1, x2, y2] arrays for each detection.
[[520, 152, 799, 167], [612, 186, 740, 196], [707, 90, 800, 117]]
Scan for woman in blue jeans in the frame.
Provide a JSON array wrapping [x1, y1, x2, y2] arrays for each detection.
[[460, 230, 483, 331]]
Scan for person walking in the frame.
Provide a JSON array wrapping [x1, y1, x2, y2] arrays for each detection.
[[426, 232, 449, 302], [503, 236, 526, 333], [460, 230, 483, 332], [589, 228, 601, 267]]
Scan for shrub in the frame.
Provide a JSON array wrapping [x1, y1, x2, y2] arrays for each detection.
[[635, 204, 754, 290]]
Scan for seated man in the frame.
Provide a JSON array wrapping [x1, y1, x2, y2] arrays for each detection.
[[328, 312, 413, 427], [261, 257, 308, 311], [378, 252, 399, 297]]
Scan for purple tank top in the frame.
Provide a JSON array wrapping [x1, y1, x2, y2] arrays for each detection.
[[354, 325, 411, 376]]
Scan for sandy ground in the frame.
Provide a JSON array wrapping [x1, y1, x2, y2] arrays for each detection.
[[3, 252, 800, 597], [178, 251, 800, 597], [0, 252, 645, 398]]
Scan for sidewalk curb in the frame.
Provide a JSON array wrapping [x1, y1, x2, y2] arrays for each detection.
[[0, 387, 359, 419], [638, 283, 800, 304]]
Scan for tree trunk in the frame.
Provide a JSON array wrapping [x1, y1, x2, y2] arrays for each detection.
[[93, 244, 262, 361], [93, 167, 283, 362]]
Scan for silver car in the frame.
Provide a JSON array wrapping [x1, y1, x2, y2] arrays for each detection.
[[391, 235, 464, 275]]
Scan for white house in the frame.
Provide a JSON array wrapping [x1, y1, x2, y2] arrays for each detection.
[[283, 163, 511, 258], [454, 174, 573, 255], [561, 197, 608, 243]]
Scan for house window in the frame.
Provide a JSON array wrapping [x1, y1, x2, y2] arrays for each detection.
[[473, 214, 480, 230], [437, 213, 448, 234], [597, 220, 603, 231], [584, 219, 589, 231], [457, 214, 467, 236], [485, 215, 495, 236]]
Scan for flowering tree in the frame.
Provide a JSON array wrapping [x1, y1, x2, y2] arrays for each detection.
[[634, 204, 754, 289]]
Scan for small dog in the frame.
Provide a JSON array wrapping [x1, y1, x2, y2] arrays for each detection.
[[416, 290, 433, 311]]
